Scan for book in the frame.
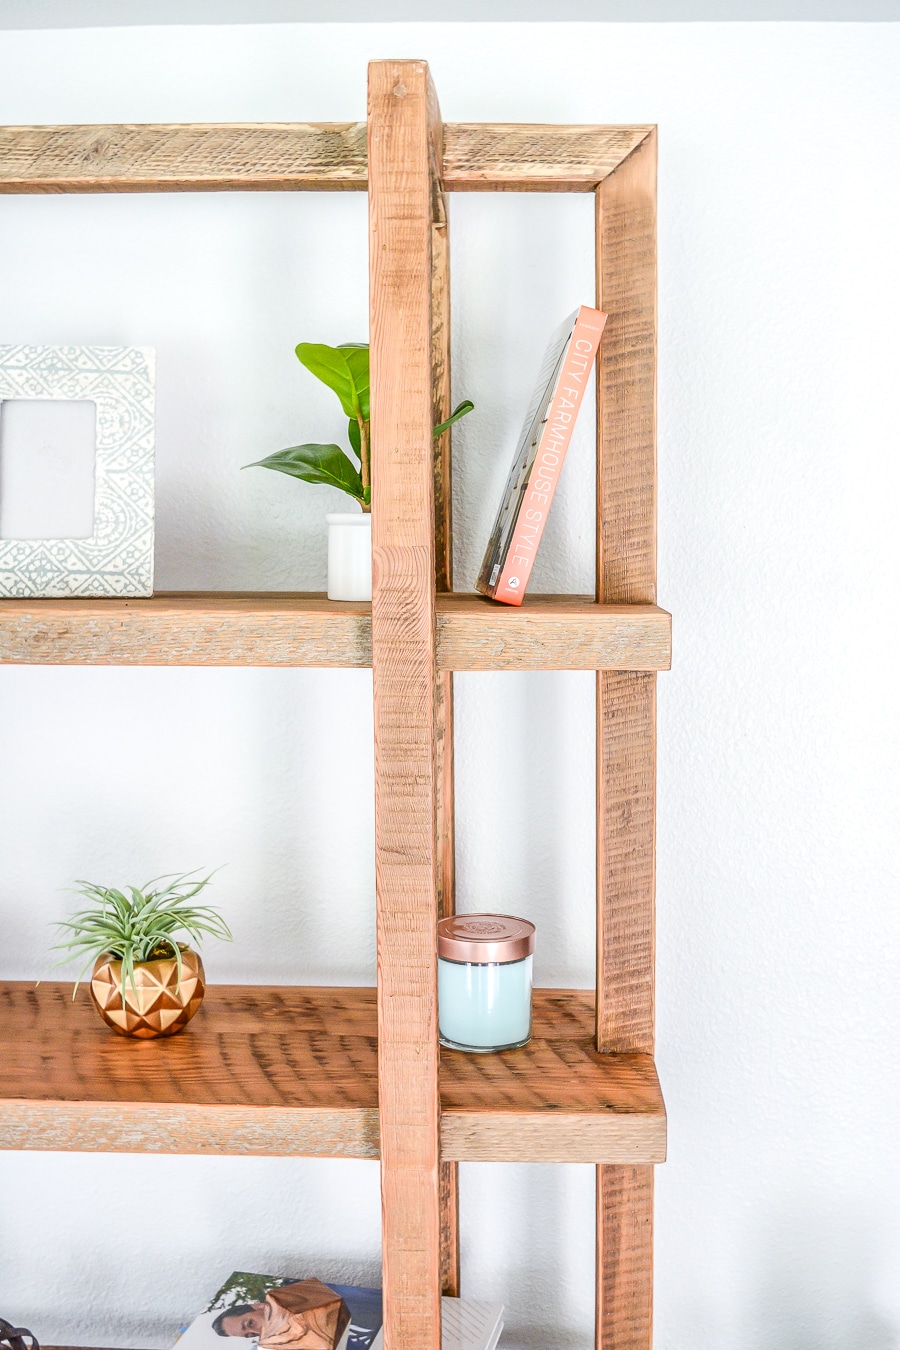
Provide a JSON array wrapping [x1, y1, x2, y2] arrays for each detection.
[[175, 1272, 503, 1350], [441, 1299, 504, 1350], [476, 304, 607, 606]]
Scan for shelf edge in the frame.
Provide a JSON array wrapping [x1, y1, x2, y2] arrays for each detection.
[[0, 597, 671, 671], [440, 1110, 666, 1164], [0, 1100, 380, 1158]]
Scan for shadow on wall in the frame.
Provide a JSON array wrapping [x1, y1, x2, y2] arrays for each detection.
[[250, 667, 376, 985], [460, 1161, 595, 1350], [745, 1200, 897, 1349]]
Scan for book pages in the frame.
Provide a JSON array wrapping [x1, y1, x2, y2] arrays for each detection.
[[441, 1298, 504, 1350]]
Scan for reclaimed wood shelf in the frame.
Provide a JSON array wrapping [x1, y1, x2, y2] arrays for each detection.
[[0, 984, 665, 1166], [0, 592, 671, 671], [1, 57, 664, 1350], [0, 121, 652, 195]]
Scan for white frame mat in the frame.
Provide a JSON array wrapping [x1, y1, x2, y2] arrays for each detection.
[[0, 345, 155, 597]]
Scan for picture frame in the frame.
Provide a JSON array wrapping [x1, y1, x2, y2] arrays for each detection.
[[0, 344, 155, 597]]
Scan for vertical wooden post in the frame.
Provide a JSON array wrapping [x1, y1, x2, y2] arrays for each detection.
[[594, 128, 658, 1350], [369, 58, 443, 1350], [431, 165, 460, 1298], [431, 185, 453, 603]]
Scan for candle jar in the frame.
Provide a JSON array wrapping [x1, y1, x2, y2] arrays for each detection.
[[437, 914, 535, 1052]]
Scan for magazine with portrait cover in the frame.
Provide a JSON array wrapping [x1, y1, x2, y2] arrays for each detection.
[[175, 1271, 503, 1350]]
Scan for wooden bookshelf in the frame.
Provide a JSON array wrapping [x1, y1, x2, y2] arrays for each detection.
[[0, 592, 671, 670], [0, 58, 664, 1350], [0, 984, 665, 1166]]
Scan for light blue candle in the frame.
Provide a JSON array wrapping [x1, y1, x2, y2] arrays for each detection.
[[437, 914, 535, 1053], [438, 955, 533, 1051]]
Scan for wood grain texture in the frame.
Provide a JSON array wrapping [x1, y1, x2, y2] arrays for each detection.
[[439, 1156, 459, 1296], [0, 121, 654, 195], [0, 593, 371, 666], [0, 985, 665, 1164], [596, 132, 657, 607], [595, 132, 658, 1050], [430, 138, 460, 1300], [442, 124, 654, 192], [597, 1166, 654, 1349], [433, 669, 456, 927], [441, 993, 664, 1164], [431, 201, 453, 596], [0, 122, 368, 192], [595, 130, 659, 1349], [596, 674, 656, 1052], [431, 169, 456, 924], [369, 59, 442, 1350], [0, 983, 380, 1156], [443, 1109, 662, 1166], [437, 596, 670, 672], [0, 1100, 380, 1158], [0, 593, 671, 671]]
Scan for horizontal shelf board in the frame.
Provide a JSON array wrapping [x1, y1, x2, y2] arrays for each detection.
[[0, 122, 369, 192], [0, 593, 671, 671], [0, 983, 381, 1158], [437, 594, 671, 671], [440, 991, 665, 1164], [442, 124, 654, 192], [0, 592, 372, 668], [0, 985, 666, 1164], [0, 122, 653, 194]]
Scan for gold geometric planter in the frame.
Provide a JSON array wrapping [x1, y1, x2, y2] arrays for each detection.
[[89, 947, 205, 1038]]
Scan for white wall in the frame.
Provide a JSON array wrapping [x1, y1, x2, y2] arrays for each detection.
[[0, 20, 898, 1350]]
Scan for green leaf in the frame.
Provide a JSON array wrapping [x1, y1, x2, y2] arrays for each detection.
[[243, 443, 365, 502], [295, 343, 355, 416], [295, 342, 369, 423], [433, 400, 474, 438], [347, 417, 361, 459], [49, 869, 231, 1000], [338, 344, 370, 423]]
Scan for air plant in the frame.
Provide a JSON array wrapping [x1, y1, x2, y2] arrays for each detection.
[[243, 341, 473, 510], [51, 870, 231, 1003]]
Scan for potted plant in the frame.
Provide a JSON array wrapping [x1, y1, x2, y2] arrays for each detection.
[[51, 870, 231, 1039], [244, 342, 472, 601]]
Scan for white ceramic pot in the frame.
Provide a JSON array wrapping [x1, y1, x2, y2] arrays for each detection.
[[326, 512, 372, 601]]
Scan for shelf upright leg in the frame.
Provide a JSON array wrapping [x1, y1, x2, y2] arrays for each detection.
[[594, 128, 658, 1350], [368, 58, 444, 1350], [431, 162, 461, 1299]]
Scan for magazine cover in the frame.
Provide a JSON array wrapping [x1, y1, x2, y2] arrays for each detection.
[[176, 1272, 503, 1350], [175, 1272, 383, 1350]]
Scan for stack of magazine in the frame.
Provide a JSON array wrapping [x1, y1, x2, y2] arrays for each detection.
[[176, 1272, 503, 1350]]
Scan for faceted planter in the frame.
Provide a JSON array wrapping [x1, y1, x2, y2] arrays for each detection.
[[89, 947, 205, 1038]]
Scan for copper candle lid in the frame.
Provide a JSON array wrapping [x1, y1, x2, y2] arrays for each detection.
[[437, 913, 535, 964]]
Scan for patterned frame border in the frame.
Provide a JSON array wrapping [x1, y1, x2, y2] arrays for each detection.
[[0, 345, 154, 597]]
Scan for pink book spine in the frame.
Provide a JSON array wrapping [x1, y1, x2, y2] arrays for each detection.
[[493, 305, 607, 606]]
